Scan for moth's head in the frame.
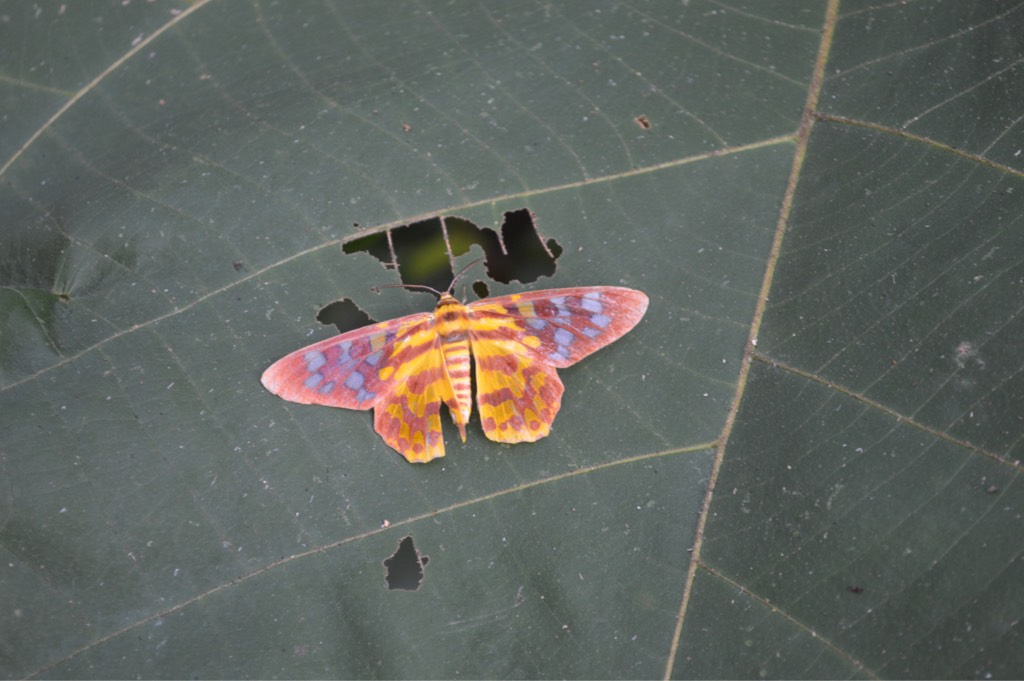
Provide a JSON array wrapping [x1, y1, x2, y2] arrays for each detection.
[[380, 258, 484, 303]]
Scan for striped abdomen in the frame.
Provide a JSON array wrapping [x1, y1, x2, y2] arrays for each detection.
[[434, 293, 473, 440]]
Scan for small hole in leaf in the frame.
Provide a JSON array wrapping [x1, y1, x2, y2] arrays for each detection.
[[383, 536, 429, 591], [317, 299, 374, 334], [471, 280, 490, 299]]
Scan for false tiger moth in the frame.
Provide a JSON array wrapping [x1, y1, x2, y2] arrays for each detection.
[[261, 269, 648, 463]]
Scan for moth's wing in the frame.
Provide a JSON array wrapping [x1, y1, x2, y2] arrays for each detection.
[[261, 311, 433, 409], [468, 336, 565, 444], [467, 286, 648, 443], [372, 333, 454, 463], [261, 311, 452, 463], [468, 286, 649, 367]]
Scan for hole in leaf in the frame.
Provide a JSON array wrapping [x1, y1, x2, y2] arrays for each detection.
[[343, 209, 562, 296], [343, 232, 393, 269], [389, 217, 453, 293], [383, 535, 429, 591], [317, 298, 374, 334], [474, 209, 562, 285]]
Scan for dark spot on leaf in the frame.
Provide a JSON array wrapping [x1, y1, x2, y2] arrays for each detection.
[[317, 298, 374, 334], [985, 484, 999, 494], [233, 260, 245, 271], [634, 114, 651, 129], [384, 536, 429, 591], [846, 585, 864, 594]]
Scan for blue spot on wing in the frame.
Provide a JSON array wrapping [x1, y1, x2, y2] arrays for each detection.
[[304, 373, 323, 389], [591, 314, 612, 328], [335, 341, 352, 364], [551, 297, 570, 317], [305, 351, 327, 372], [580, 295, 603, 313], [344, 371, 365, 390], [554, 328, 574, 346]]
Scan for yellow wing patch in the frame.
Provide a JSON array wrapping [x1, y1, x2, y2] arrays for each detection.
[[373, 344, 454, 463], [471, 339, 563, 443]]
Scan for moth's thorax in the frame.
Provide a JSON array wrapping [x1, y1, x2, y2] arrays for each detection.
[[434, 293, 471, 341], [434, 293, 473, 438]]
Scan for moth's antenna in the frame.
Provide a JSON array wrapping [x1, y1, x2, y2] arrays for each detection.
[[380, 258, 483, 298], [447, 258, 483, 294], [381, 282, 444, 297]]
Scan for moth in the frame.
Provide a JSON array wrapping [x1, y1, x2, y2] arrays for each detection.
[[261, 267, 648, 463]]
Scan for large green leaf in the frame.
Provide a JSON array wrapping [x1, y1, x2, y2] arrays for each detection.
[[1, 1, 1020, 678]]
